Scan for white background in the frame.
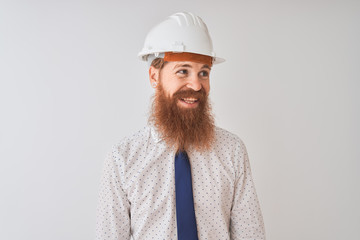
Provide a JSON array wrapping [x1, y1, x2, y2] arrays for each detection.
[[1, 0, 359, 239]]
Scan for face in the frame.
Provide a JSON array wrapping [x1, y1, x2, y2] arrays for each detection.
[[150, 61, 211, 109], [149, 60, 215, 151]]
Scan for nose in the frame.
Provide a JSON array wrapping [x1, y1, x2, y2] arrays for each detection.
[[186, 75, 202, 91]]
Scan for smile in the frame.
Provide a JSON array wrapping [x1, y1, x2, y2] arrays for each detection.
[[178, 97, 199, 108], [181, 98, 198, 104]]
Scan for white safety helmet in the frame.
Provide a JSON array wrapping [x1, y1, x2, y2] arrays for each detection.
[[138, 12, 225, 66]]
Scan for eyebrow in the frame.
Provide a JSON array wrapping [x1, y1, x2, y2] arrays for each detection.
[[202, 65, 211, 70], [173, 63, 211, 70]]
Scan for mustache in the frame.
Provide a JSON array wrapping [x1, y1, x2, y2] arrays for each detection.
[[172, 88, 206, 100]]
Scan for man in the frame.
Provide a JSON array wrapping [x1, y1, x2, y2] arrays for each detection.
[[96, 12, 265, 240]]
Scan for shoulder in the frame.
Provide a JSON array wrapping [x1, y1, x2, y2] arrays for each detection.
[[213, 126, 250, 178], [214, 126, 246, 148], [110, 126, 152, 156], [213, 126, 249, 164], [103, 126, 152, 173]]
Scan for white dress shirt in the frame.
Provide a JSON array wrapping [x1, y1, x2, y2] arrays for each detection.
[[96, 125, 265, 239]]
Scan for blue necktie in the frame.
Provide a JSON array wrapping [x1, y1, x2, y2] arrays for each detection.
[[175, 151, 199, 240]]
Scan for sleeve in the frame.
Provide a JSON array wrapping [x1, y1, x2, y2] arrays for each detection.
[[230, 140, 266, 240], [95, 149, 131, 240]]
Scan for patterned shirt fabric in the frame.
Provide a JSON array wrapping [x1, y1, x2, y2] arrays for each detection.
[[96, 125, 266, 240]]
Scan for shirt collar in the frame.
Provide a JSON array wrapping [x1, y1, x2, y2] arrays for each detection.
[[149, 123, 163, 143]]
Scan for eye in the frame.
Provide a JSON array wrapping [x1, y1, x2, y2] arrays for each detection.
[[176, 69, 188, 75], [199, 70, 210, 78]]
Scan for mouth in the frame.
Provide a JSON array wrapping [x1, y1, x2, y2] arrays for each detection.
[[181, 97, 198, 104], [178, 97, 199, 108]]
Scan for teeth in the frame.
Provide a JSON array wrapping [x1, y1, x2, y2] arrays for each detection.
[[183, 98, 197, 101], [182, 97, 198, 104]]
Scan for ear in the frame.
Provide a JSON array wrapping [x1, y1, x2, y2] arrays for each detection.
[[149, 66, 160, 88]]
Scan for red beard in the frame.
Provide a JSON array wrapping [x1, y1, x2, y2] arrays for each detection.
[[149, 83, 215, 152]]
